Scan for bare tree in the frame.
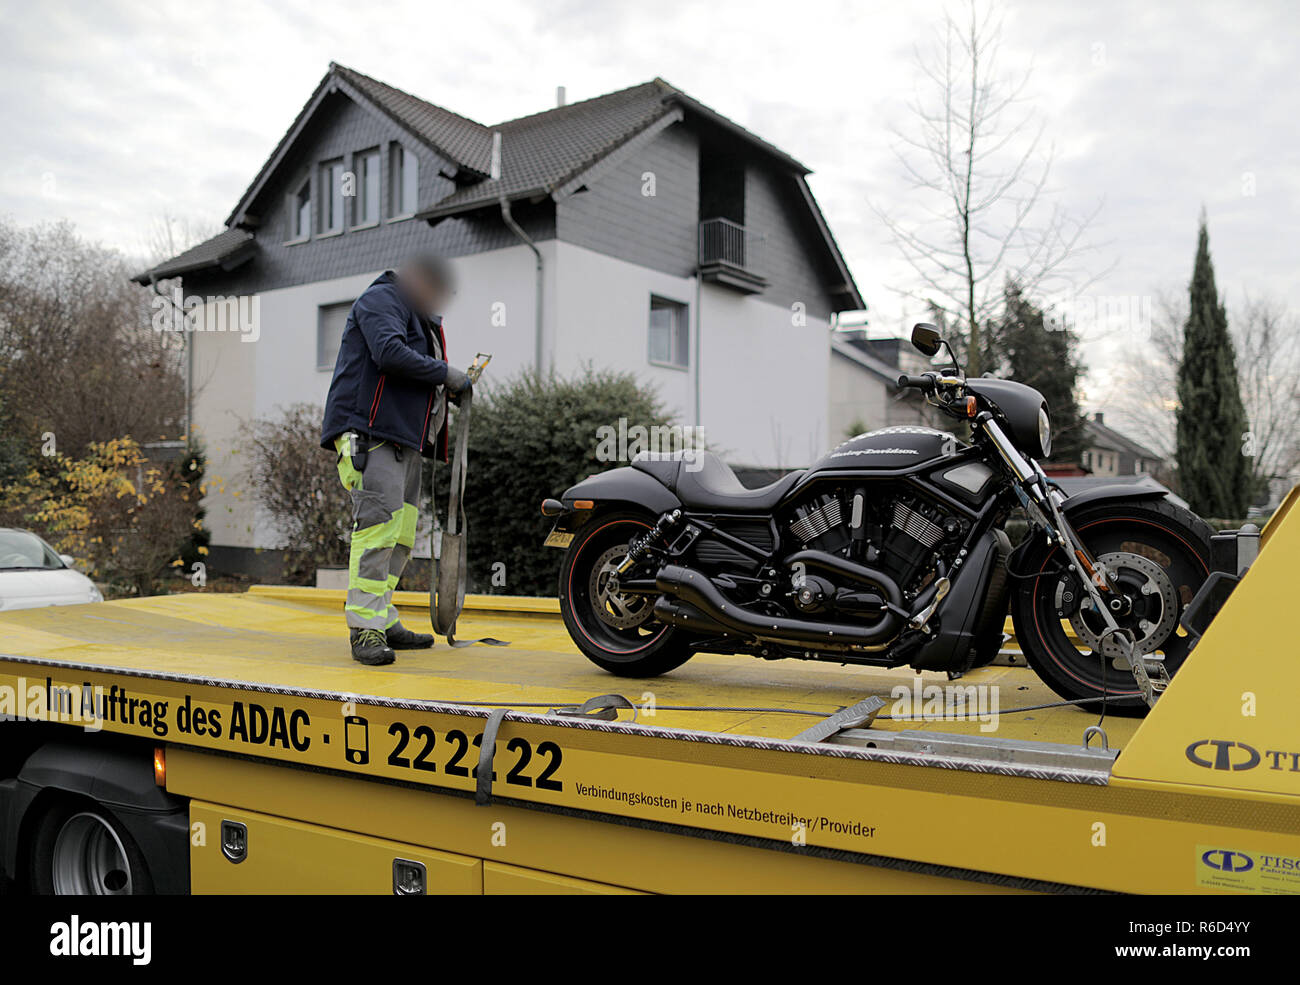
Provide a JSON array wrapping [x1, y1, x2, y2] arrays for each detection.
[[139, 211, 220, 267], [1235, 295, 1300, 493], [875, 0, 1102, 375], [1102, 291, 1184, 461], [0, 218, 185, 456]]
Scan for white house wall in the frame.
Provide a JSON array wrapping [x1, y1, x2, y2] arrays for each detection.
[[551, 241, 830, 470]]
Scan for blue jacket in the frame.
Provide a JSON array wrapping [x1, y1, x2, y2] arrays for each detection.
[[320, 271, 450, 460]]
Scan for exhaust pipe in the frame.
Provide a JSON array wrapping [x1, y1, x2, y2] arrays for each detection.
[[652, 597, 729, 636], [782, 549, 903, 604], [655, 564, 906, 647]]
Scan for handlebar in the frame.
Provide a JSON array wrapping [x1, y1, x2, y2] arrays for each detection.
[[897, 373, 937, 393]]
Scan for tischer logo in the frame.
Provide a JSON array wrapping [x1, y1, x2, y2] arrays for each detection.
[[1201, 849, 1254, 873], [1185, 738, 1300, 774], [1186, 739, 1260, 771]]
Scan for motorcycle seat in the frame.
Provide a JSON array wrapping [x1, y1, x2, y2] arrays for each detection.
[[632, 450, 804, 511]]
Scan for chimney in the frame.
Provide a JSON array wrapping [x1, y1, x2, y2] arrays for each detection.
[[556, 86, 566, 107], [1094, 412, 1105, 425]]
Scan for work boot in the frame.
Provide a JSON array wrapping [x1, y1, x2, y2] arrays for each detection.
[[350, 628, 395, 666], [386, 624, 435, 649]]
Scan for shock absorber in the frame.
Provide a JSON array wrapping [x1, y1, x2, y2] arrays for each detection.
[[615, 509, 682, 576]]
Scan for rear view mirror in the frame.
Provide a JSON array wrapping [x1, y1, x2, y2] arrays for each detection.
[[911, 323, 942, 357]]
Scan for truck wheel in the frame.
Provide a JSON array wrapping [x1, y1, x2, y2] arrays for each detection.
[[28, 800, 155, 895]]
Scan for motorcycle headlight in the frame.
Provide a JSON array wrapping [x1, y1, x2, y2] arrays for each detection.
[[1038, 406, 1052, 458]]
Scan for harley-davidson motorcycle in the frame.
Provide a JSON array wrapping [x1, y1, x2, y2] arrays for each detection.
[[541, 323, 1215, 710]]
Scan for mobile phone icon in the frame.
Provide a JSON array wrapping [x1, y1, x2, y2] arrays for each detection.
[[344, 715, 369, 765]]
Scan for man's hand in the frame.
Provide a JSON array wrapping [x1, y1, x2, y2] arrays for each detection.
[[444, 365, 471, 393]]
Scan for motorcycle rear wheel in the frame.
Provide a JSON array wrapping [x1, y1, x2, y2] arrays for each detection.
[[1011, 497, 1213, 713], [559, 511, 696, 677]]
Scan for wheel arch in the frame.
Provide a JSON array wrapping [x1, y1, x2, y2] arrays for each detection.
[[4, 736, 190, 894]]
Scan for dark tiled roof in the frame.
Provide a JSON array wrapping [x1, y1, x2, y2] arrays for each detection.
[[131, 228, 255, 284], [332, 64, 494, 177], [419, 77, 814, 221], [420, 80, 678, 219]]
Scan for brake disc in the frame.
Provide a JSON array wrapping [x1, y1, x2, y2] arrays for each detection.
[[1065, 551, 1178, 660], [589, 544, 653, 630]]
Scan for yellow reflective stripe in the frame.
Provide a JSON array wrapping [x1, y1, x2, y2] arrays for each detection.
[[396, 502, 418, 547], [351, 514, 402, 548]]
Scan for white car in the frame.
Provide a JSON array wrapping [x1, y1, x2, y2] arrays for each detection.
[[0, 529, 103, 611]]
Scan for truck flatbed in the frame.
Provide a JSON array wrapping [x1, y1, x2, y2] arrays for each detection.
[[1, 495, 1298, 894], [0, 586, 1139, 747]]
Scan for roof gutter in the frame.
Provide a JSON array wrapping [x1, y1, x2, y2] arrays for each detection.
[[493, 132, 544, 375]]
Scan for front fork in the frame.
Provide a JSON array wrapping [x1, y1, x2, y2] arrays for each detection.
[[983, 417, 1167, 707]]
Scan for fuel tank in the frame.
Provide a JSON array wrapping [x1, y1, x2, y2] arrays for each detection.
[[808, 426, 963, 473]]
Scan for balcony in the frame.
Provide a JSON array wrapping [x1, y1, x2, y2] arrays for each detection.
[[698, 218, 767, 294]]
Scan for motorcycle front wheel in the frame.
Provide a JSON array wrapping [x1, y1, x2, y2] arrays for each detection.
[[1011, 497, 1214, 713], [558, 511, 696, 677]]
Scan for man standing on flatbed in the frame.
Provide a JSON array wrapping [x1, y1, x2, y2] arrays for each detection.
[[321, 255, 471, 666]]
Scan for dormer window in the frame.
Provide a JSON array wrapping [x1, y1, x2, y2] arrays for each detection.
[[390, 143, 418, 217], [291, 177, 311, 239], [320, 159, 344, 233]]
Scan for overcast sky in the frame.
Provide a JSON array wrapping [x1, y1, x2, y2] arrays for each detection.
[[2, 0, 1296, 421]]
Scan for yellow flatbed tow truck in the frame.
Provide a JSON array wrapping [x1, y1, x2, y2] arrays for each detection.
[[1, 496, 1297, 895]]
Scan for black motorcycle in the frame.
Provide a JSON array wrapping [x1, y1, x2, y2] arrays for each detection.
[[541, 323, 1213, 710]]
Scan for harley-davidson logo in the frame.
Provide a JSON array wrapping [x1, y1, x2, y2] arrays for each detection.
[[830, 447, 920, 458]]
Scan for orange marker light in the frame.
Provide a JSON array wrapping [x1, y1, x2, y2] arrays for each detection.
[[573, 500, 595, 510], [153, 746, 166, 787], [962, 396, 978, 418]]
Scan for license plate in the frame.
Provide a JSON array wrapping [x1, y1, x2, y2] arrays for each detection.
[[543, 530, 574, 549]]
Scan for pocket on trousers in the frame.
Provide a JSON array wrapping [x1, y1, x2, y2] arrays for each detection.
[[350, 488, 390, 529]]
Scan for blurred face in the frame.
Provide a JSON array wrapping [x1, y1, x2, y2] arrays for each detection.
[[397, 263, 452, 316]]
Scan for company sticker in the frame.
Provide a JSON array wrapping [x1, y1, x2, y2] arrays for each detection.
[[1195, 844, 1300, 894]]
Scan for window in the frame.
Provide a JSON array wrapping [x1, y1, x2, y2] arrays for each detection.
[[320, 160, 344, 233], [357, 149, 380, 225], [648, 296, 689, 368], [291, 177, 311, 239], [390, 143, 418, 216], [317, 301, 353, 370]]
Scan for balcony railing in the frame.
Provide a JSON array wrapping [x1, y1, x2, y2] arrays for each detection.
[[698, 218, 767, 293]]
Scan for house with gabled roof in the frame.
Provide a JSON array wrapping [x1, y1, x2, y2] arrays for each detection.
[[136, 63, 863, 576], [1080, 412, 1167, 478]]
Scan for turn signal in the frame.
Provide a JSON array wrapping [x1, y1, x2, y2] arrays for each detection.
[[572, 500, 595, 510], [153, 746, 167, 787], [961, 396, 978, 418]]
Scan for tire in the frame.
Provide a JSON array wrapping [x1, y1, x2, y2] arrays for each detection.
[[1011, 497, 1213, 713], [559, 510, 696, 677], [28, 800, 155, 895]]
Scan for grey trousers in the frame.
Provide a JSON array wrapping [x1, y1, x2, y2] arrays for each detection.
[[335, 437, 421, 631]]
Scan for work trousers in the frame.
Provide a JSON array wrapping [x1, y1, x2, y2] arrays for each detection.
[[335, 435, 420, 632]]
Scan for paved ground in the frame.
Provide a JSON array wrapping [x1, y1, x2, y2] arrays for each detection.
[[0, 588, 1141, 749]]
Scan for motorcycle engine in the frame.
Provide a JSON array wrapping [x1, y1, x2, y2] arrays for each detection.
[[786, 491, 963, 598]]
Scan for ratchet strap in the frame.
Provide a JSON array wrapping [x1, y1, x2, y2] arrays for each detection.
[[430, 382, 509, 648]]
